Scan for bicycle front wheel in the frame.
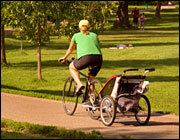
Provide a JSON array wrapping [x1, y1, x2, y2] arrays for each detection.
[[135, 95, 151, 125], [63, 76, 78, 115]]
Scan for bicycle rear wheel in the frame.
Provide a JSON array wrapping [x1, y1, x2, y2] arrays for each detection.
[[63, 76, 78, 115], [135, 95, 151, 125], [100, 95, 116, 126], [87, 79, 102, 120]]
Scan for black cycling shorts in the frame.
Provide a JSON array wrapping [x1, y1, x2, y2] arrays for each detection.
[[73, 54, 103, 76]]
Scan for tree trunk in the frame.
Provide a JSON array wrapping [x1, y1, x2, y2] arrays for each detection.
[[37, 22, 42, 80], [1, 24, 7, 64], [114, 1, 130, 28], [155, 1, 162, 18], [21, 39, 23, 51]]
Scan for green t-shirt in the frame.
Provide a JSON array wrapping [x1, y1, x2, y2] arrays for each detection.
[[71, 32, 102, 59]]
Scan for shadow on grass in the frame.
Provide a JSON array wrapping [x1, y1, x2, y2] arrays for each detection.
[[146, 76, 179, 82], [6, 60, 68, 70], [102, 30, 179, 37], [133, 42, 178, 47], [5, 41, 69, 51], [101, 30, 178, 36], [102, 58, 179, 69], [146, 26, 179, 31], [98, 75, 179, 84], [1, 85, 62, 97], [8, 57, 179, 70]]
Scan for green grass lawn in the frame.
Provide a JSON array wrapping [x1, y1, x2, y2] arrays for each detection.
[[1, 130, 51, 139], [2, 118, 132, 139], [1, 8, 179, 115]]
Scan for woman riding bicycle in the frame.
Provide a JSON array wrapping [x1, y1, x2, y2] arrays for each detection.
[[59, 19, 103, 96]]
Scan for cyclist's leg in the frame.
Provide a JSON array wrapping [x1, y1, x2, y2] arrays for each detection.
[[88, 61, 102, 91], [89, 75, 95, 91], [70, 56, 91, 88], [69, 62, 82, 88]]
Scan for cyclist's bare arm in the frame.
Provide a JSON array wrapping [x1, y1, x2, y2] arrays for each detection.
[[59, 41, 76, 63]]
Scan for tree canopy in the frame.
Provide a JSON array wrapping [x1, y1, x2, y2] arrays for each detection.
[[4, 1, 115, 41], [1, 1, 115, 79]]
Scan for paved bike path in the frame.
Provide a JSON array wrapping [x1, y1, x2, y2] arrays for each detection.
[[1, 92, 179, 139]]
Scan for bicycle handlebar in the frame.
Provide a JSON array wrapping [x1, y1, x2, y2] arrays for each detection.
[[59, 57, 75, 64]]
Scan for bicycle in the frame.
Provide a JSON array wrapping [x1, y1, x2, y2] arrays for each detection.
[[60, 58, 103, 120], [99, 68, 155, 126]]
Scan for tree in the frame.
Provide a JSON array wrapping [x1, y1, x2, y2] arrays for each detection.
[[1, 24, 7, 64], [114, 1, 130, 28], [1, 1, 9, 64], [155, 1, 162, 18], [1, 21, 6, 64], [8, 1, 55, 80]]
